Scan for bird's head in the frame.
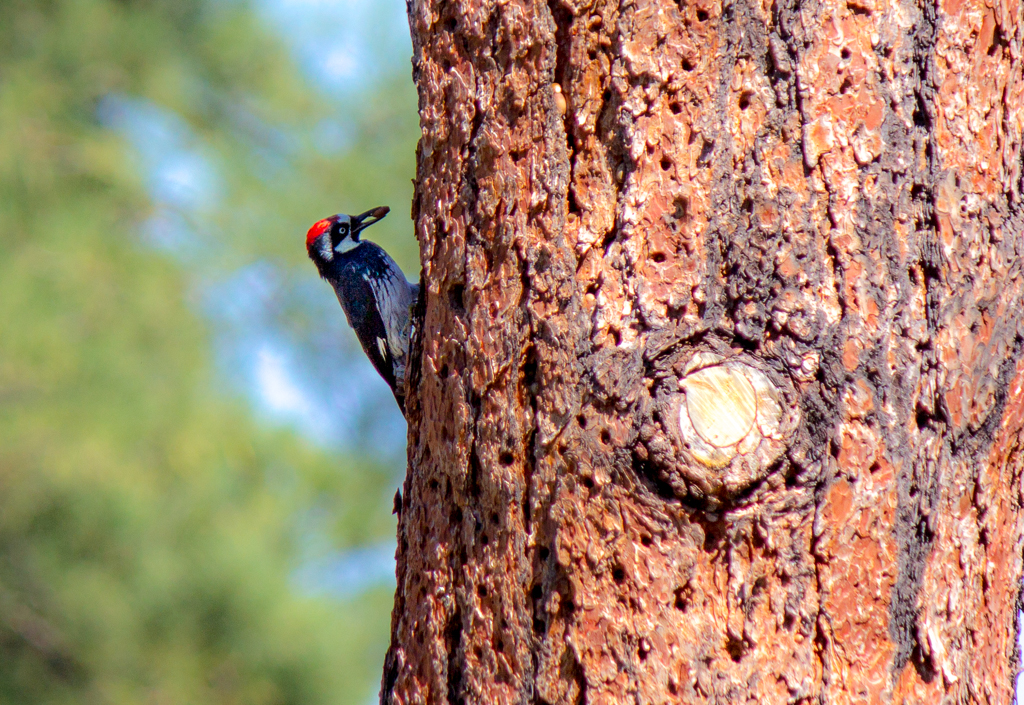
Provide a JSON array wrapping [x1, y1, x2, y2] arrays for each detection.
[[306, 206, 390, 266]]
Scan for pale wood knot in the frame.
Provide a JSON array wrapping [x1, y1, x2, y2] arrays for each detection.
[[672, 352, 790, 491]]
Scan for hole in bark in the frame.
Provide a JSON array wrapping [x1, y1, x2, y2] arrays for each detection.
[[478, 584, 487, 598], [682, 57, 694, 72], [435, 216, 447, 240], [674, 196, 689, 219], [522, 346, 538, 389], [697, 138, 714, 165], [668, 679, 678, 695], [429, 479, 439, 491], [499, 451, 514, 466], [612, 567, 626, 583], [848, 1, 872, 14], [533, 618, 546, 634], [451, 507, 463, 524], [912, 92, 930, 128], [641, 535, 653, 547], [481, 533, 489, 546], [697, 9, 708, 20], [491, 512, 499, 525], [495, 636, 505, 653], [912, 644, 939, 683], [600, 429, 611, 445], [448, 283, 465, 313], [738, 91, 753, 110], [442, 58, 452, 72], [601, 229, 617, 252], [988, 23, 1004, 55], [670, 100, 683, 114], [840, 77, 853, 94], [915, 409, 929, 429], [703, 522, 724, 552], [726, 637, 744, 662], [531, 584, 543, 600], [639, 642, 650, 660], [577, 413, 587, 428], [474, 646, 483, 659], [660, 157, 672, 171], [446, 17, 457, 32], [445, 610, 463, 704], [588, 49, 597, 61], [469, 455, 482, 498], [582, 476, 594, 490], [651, 252, 667, 263], [673, 586, 690, 611], [539, 546, 550, 561], [841, 47, 851, 60]]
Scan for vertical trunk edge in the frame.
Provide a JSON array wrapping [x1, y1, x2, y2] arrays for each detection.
[[384, 0, 1024, 702]]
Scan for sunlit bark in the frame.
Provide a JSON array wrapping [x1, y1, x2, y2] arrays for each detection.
[[383, 0, 1024, 701]]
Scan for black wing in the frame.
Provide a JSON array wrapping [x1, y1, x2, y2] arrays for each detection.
[[332, 269, 397, 392], [325, 242, 412, 410]]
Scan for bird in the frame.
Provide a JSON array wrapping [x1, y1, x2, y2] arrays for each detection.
[[306, 206, 418, 414]]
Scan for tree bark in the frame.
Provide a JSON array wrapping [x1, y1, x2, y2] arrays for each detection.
[[383, 0, 1024, 701]]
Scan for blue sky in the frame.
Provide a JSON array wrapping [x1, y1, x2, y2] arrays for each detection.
[[257, 0, 411, 92]]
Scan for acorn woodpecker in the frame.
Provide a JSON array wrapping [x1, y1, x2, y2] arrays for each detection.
[[306, 206, 418, 413]]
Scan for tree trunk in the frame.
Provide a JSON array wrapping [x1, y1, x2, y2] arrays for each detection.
[[383, 0, 1024, 701]]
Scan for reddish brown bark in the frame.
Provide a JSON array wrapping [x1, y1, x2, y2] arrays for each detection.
[[383, 0, 1024, 702]]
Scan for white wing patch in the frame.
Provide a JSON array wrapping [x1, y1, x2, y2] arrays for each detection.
[[377, 337, 388, 360], [365, 261, 414, 362]]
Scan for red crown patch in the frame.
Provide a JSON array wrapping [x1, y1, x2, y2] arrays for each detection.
[[306, 218, 332, 248]]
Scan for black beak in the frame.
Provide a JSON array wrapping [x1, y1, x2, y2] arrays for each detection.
[[352, 206, 390, 236]]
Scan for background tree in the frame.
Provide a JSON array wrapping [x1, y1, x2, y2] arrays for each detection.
[[0, 1, 417, 702], [384, 0, 1024, 702]]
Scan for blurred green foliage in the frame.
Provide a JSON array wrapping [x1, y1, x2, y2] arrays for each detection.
[[0, 0, 417, 702]]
